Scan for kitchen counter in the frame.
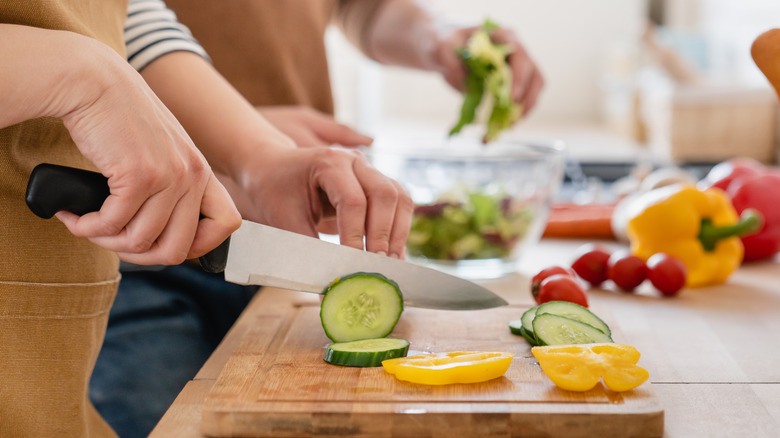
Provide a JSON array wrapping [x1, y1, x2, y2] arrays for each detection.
[[150, 238, 780, 437]]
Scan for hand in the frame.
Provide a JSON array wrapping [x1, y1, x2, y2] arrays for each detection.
[[53, 35, 240, 265], [228, 146, 413, 258], [255, 105, 375, 235], [256, 106, 373, 148], [132, 51, 402, 258], [433, 25, 544, 115]]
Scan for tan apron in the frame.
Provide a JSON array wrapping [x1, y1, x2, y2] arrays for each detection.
[[0, 2, 127, 436], [167, 0, 337, 113], [166, 0, 387, 113], [166, 0, 386, 114]]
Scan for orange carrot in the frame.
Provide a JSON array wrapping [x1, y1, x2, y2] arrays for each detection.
[[542, 203, 616, 239]]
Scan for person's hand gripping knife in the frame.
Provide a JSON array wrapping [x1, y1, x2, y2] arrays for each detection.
[[0, 24, 240, 264]]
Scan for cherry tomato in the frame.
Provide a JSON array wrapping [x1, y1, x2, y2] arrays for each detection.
[[646, 253, 686, 296], [530, 266, 577, 304], [607, 251, 648, 292], [537, 274, 589, 307], [571, 244, 612, 287]]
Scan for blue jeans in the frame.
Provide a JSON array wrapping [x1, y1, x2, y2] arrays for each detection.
[[89, 263, 257, 438]]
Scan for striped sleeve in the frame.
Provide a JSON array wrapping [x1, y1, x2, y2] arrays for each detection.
[[125, 0, 210, 71]]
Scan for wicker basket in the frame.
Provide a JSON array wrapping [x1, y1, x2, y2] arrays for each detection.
[[641, 83, 778, 164]]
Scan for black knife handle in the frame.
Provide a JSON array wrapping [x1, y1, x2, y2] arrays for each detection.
[[199, 238, 230, 273], [25, 163, 229, 273], [25, 163, 109, 219]]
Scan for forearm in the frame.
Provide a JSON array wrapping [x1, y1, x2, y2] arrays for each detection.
[[139, 51, 295, 181], [124, 0, 209, 72], [0, 24, 116, 128], [342, 0, 465, 71]]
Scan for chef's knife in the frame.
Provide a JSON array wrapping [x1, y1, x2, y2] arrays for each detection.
[[25, 163, 508, 310]]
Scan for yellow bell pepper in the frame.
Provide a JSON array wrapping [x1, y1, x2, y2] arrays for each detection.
[[382, 351, 513, 385], [625, 184, 762, 288], [532, 343, 649, 392]]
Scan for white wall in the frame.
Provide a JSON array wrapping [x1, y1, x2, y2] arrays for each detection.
[[699, 0, 780, 85]]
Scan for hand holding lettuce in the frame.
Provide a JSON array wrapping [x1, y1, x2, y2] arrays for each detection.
[[449, 20, 523, 143]]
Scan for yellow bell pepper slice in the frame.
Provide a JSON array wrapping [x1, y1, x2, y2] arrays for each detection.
[[382, 351, 513, 385], [532, 343, 649, 392]]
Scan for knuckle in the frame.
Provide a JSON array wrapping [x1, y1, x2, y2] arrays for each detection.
[[164, 251, 188, 266], [126, 235, 156, 254], [168, 160, 188, 181], [317, 146, 342, 161], [369, 230, 392, 245], [371, 180, 399, 203], [350, 148, 366, 160], [125, 170, 157, 193], [188, 156, 208, 179], [156, 246, 188, 266], [340, 193, 367, 212], [96, 217, 124, 237], [312, 149, 349, 171], [396, 190, 415, 213]]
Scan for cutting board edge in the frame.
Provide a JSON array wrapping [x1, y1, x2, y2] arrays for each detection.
[[202, 401, 664, 438]]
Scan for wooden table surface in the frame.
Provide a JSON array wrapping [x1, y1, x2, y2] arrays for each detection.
[[151, 238, 780, 437]]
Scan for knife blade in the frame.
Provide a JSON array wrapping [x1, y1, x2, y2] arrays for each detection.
[[25, 163, 508, 310]]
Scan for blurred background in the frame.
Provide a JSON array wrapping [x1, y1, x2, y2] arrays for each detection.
[[325, 0, 780, 189]]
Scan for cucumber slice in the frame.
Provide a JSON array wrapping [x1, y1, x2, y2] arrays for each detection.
[[506, 306, 541, 346], [320, 272, 403, 342], [532, 313, 614, 346], [521, 305, 539, 337], [535, 301, 611, 337], [519, 326, 540, 346], [324, 338, 410, 367], [508, 318, 524, 335], [509, 319, 539, 345]]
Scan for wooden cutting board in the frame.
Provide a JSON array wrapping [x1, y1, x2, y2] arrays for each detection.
[[202, 298, 663, 437]]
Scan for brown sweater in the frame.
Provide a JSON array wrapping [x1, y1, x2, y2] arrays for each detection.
[[165, 0, 387, 114]]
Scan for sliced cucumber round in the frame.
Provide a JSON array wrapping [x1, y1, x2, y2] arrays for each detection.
[[521, 305, 539, 338], [535, 301, 611, 337], [519, 326, 540, 346], [324, 338, 410, 367], [532, 313, 614, 346], [320, 272, 403, 343], [511, 318, 540, 346], [508, 318, 524, 335]]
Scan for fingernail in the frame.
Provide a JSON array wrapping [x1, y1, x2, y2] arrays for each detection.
[[378, 251, 387, 257], [389, 252, 400, 259]]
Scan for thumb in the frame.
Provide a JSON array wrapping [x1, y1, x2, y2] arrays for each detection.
[[311, 119, 373, 147], [187, 175, 241, 258]]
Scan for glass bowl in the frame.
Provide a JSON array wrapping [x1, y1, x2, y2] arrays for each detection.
[[366, 138, 566, 280]]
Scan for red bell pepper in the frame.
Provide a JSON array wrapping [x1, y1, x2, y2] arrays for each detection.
[[701, 159, 780, 262], [700, 158, 766, 192]]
